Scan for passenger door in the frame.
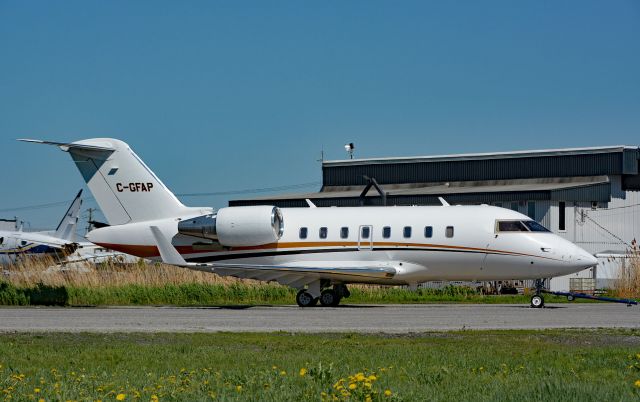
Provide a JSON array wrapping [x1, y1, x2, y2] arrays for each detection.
[[358, 225, 373, 250]]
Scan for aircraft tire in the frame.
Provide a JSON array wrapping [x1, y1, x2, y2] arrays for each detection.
[[296, 290, 317, 307], [530, 295, 544, 308], [320, 289, 340, 307]]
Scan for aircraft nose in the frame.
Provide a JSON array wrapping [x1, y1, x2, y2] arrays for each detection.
[[571, 248, 598, 269]]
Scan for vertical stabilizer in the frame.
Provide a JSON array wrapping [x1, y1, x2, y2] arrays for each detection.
[[53, 189, 82, 241], [20, 138, 192, 225]]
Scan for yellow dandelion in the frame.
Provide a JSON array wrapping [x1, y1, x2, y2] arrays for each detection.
[[34, 388, 41, 393], [348, 383, 357, 390], [384, 389, 392, 396], [355, 373, 365, 382], [299, 368, 308, 377], [365, 396, 372, 402], [38, 399, 45, 402], [367, 374, 377, 381], [151, 396, 159, 402], [635, 379, 640, 388], [116, 394, 126, 401], [236, 385, 242, 392], [280, 370, 287, 376]]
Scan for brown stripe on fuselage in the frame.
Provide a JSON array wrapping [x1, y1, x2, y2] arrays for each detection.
[[93, 241, 561, 262]]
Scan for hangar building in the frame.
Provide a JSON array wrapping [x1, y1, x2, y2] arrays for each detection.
[[231, 145, 640, 292]]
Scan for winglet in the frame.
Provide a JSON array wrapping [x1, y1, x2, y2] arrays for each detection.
[[53, 189, 83, 241], [305, 199, 317, 208], [150, 226, 187, 266], [438, 197, 450, 206]]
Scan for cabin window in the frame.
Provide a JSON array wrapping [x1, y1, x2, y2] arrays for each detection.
[[403, 226, 412, 238], [0, 237, 3, 245], [424, 226, 433, 238], [319, 227, 328, 239], [382, 226, 391, 239], [558, 201, 566, 231], [446, 226, 454, 238], [299, 227, 308, 239], [340, 227, 349, 239], [21, 240, 27, 246], [361, 226, 370, 239]]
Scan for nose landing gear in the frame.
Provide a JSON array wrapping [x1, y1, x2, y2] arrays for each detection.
[[530, 279, 545, 308]]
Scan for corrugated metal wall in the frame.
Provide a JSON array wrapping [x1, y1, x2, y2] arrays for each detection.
[[323, 152, 630, 186], [229, 185, 612, 207]]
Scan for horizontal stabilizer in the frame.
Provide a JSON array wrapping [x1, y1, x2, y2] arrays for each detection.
[[17, 139, 115, 151]]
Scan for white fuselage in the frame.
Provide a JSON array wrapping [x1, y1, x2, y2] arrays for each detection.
[[87, 205, 597, 285]]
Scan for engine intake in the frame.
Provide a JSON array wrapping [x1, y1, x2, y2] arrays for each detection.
[[178, 206, 284, 247]]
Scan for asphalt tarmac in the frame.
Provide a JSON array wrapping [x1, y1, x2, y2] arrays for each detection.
[[0, 303, 638, 333]]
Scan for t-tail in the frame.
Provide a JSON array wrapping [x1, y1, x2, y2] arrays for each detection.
[[19, 138, 204, 225]]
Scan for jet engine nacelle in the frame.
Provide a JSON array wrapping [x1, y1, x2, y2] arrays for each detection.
[[177, 206, 284, 247]]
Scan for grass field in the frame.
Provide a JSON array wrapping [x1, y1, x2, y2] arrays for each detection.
[[2, 256, 637, 306], [0, 281, 577, 306], [1, 330, 639, 401], [0, 258, 580, 306]]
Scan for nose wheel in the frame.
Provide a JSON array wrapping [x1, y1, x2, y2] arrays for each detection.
[[530, 279, 545, 308], [530, 294, 545, 308]]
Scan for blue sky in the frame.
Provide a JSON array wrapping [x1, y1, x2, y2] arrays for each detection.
[[1, 1, 639, 230]]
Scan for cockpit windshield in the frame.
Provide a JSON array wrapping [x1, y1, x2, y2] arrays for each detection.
[[496, 220, 551, 233], [522, 220, 551, 232]]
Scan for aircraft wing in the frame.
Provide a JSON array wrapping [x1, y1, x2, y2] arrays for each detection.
[[2, 233, 75, 249], [150, 227, 397, 287]]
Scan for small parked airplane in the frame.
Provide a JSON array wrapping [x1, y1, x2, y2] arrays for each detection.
[[0, 190, 82, 265], [21, 138, 598, 307]]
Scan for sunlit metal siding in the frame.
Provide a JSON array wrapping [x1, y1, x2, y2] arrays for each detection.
[[323, 152, 629, 186]]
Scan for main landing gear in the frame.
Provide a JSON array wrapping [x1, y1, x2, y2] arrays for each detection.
[[296, 284, 351, 307], [530, 279, 545, 308], [296, 290, 318, 307]]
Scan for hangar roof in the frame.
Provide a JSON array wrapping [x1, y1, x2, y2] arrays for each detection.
[[323, 145, 639, 166], [321, 145, 639, 187], [229, 145, 639, 207]]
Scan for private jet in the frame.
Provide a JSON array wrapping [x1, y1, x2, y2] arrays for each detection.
[[0, 190, 82, 265], [21, 138, 598, 307]]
